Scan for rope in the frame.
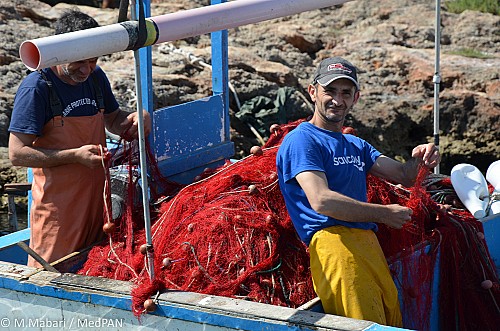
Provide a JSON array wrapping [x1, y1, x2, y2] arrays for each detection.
[[485, 193, 500, 216], [100, 144, 112, 225], [98, 144, 139, 280]]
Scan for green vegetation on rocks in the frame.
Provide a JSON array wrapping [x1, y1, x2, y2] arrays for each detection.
[[445, 0, 500, 15]]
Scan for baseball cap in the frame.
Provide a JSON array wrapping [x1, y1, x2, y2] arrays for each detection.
[[312, 57, 359, 90]]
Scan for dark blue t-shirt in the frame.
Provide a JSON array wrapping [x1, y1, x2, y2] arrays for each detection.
[[9, 66, 119, 136], [276, 122, 382, 245]]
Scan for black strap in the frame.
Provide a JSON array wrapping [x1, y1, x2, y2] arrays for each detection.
[[38, 70, 105, 122], [91, 74, 105, 112], [117, 0, 129, 23], [133, 0, 147, 50], [38, 70, 64, 119], [117, 0, 147, 50]]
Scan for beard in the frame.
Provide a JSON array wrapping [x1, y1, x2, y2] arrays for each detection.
[[323, 105, 351, 123], [324, 113, 345, 123]]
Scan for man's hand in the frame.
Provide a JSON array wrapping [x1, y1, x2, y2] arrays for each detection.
[[412, 143, 440, 168], [75, 144, 108, 168], [9, 132, 109, 169], [120, 111, 152, 141], [105, 109, 152, 141], [377, 204, 413, 229]]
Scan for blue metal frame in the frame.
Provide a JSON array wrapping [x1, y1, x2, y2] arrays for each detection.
[[389, 244, 440, 331], [143, 0, 234, 184], [0, 273, 405, 331], [483, 215, 500, 275], [137, 0, 153, 116], [211, 0, 231, 143], [0, 229, 29, 264]]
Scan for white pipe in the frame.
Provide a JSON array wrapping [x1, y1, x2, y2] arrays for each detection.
[[450, 163, 489, 219], [20, 22, 138, 71], [151, 0, 351, 44], [20, 0, 352, 70]]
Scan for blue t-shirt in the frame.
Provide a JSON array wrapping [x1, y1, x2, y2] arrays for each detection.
[[276, 122, 382, 245], [9, 66, 119, 136]]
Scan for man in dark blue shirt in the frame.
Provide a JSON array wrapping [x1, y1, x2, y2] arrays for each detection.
[[8, 9, 151, 268]]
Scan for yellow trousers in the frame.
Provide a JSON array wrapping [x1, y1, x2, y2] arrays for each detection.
[[309, 226, 402, 327]]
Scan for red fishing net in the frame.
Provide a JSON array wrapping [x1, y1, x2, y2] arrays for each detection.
[[78, 119, 499, 330], [367, 156, 499, 330]]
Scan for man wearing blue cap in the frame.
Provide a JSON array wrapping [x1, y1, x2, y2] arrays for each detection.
[[276, 56, 440, 326]]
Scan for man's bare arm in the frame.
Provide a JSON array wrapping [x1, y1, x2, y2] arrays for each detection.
[[369, 143, 441, 187], [9, 132, 104, 169], [104, 108, 151, 140], [295, 170, 412, 229]]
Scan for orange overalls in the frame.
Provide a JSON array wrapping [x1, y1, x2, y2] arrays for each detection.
[[28, 113, 107, 268]]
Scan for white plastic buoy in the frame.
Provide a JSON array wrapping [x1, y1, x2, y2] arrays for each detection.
[[486, 160, 500, 216], [450, 164, 489, 219]]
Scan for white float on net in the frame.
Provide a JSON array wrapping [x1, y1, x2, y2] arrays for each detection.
[[451, 163, 490, 219]]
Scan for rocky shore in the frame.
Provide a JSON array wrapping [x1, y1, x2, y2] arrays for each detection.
[[1, 0, 499, 213]]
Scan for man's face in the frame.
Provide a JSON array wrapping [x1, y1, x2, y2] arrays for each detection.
[[309, 78, 359, 125], [60, 58, 98, 84]]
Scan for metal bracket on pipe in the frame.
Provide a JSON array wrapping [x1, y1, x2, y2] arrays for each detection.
[[432, 73, 441, 84], [132, 0, 148, 50]]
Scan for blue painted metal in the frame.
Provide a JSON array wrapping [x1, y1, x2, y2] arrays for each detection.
[[152, 96, 234, 182], [0, 277, 131, 311], [429, 249, 441, 331], [147, 0, 234, 184], [363, 325, 412, 331], [386, 244, 441, 331], [155, 304, 405, 331], [211, 0, 231, 143], [0, 270, 408, 331], [0, 229, 30, 249], [137, 0, 153, 124], [0, 230, 29, 264], [483, 215, 500, 275]]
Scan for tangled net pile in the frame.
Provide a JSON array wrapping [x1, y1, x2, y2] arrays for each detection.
[[368, 171, 499, 330], [78, 119, 499, 330]]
